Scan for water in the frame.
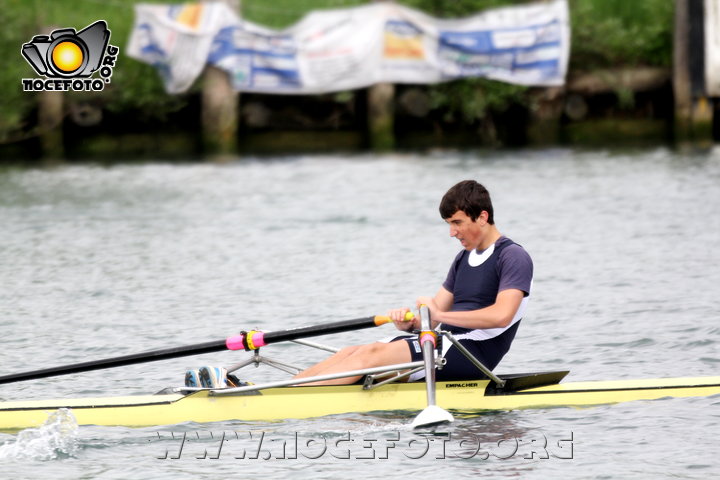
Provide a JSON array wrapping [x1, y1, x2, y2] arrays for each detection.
[[1, 148, 719, 478]]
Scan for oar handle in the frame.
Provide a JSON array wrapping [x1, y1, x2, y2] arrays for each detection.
[[372, 311, 416, 326]]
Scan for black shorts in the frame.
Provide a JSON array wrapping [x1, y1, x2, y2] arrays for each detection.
[[391, 334, 503, 381]]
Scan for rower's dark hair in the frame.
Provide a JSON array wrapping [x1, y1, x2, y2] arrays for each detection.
[[439, 180, 494, 224]]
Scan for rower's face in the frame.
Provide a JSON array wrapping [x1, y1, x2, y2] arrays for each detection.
[[445, 210, 486, 251]]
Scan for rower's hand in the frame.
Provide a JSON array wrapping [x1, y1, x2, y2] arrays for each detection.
[[416, 296, 440, 322], [388, 308, 418, 331]]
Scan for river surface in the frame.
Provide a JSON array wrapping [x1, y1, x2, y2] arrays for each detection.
[[0, 148, 719, 478]]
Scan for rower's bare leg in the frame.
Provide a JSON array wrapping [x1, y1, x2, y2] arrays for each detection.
[[293, 341, 411, 386], [293, 345, 361, 379]]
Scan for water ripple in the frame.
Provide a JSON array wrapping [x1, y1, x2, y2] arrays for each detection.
[[0, 410, 78, 460]]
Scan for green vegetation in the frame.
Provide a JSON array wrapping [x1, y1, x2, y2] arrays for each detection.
[[569, 0, 674, 69], [2, 0, 183, 146], [1, 0, 675, 148]]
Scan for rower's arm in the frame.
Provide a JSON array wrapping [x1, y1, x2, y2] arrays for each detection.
[[420, 287, 453, 329], [424, 288, 525, 330]]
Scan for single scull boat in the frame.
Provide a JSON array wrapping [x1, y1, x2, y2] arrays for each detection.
[[1, 314, 718, 430], [2, 371, 720, 430]]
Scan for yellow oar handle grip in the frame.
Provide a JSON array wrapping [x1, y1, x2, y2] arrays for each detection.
[[373, 311, 415, 325]]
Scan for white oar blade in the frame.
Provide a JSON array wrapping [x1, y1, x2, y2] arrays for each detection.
[[411, 405, 454, 429]]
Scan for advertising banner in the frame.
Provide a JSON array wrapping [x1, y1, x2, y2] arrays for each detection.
[[127, 0, 569, 94]]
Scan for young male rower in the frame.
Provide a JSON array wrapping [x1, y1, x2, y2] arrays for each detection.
[[293, 179, 533, 385]]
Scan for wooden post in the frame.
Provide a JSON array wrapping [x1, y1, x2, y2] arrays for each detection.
[[32, 21, 65, 161], [201, 0, 239, 159], [675, 0, 693, 137], [674, 0, 712, 142], [367, 83, 395, 151], [38, 90, 65, 161], [367, 0, 395, 151], [704, 0, 720, 141], [202, 65, 239, 158], [527, 87, 564, 144]]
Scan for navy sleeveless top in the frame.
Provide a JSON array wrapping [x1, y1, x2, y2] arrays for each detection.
[[442, 236, 532, 328]]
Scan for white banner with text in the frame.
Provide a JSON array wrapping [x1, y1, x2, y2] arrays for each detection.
[[127, 0, 569, 94]]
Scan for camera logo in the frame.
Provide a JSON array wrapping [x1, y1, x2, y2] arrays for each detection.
[[21, 20, 119, 92]]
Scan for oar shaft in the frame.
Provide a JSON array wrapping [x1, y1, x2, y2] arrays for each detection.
[[0, 340, 227, 385], [0, 313, 406, 385], [267, 315, 391, 342], [227, 315, 397, 350]]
